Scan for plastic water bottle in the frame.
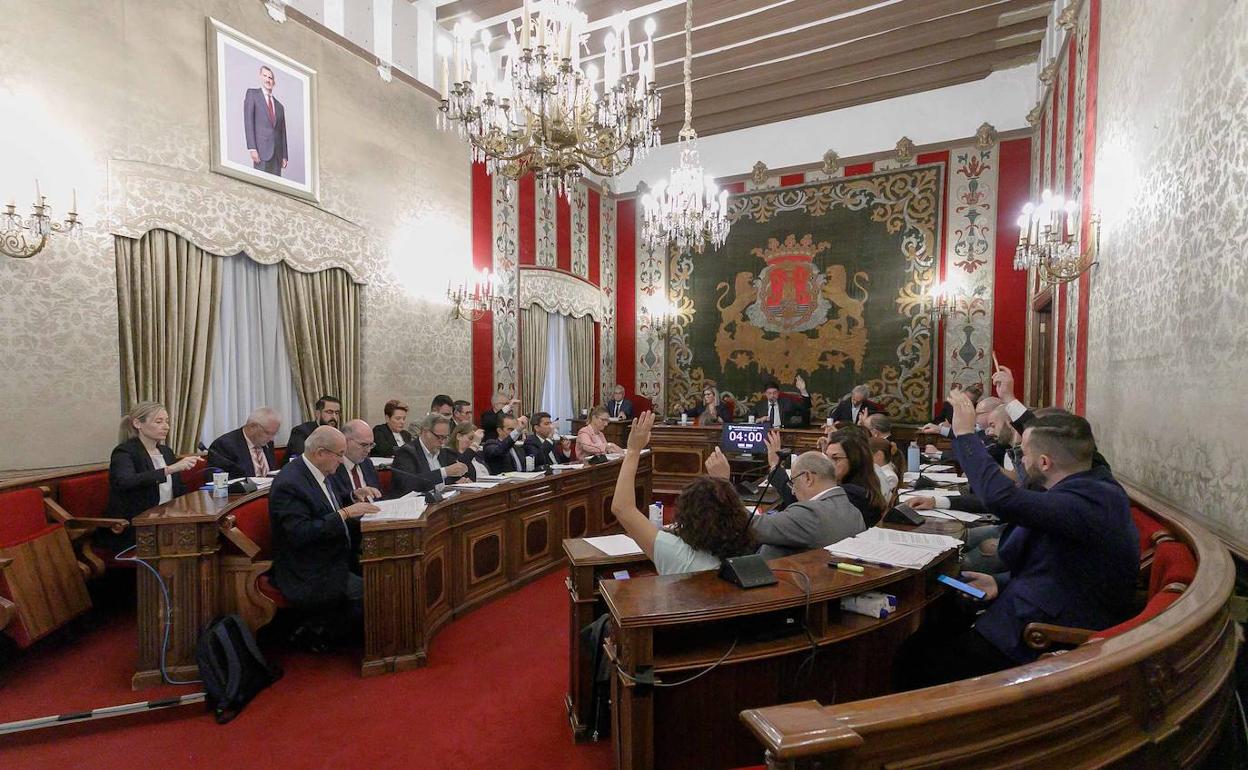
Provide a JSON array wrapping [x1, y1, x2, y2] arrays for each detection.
[[648, 502, 664, 528], [907, 443, 921, 474]]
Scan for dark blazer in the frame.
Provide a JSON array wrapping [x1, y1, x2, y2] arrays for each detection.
[[285, 420, 317, 460], [829, 397, 879, 425], [331, 457, 382, 499], [953, 433, 1138, 664], [767, 464, 880, 527], [101, 438, 187, 551], [605, 398, 634, 420], [524, 434, 570, 468], [752, 486, 866, 560], [483, 432, 530, 475], [391, 441, 465, 496], [751, 394, 812, 427], [370, 424, 413, 458], [242, 87, 287, 163], [207, 428, 276, 479], [269, 457, 355, 607], [683, 402, 733, 425]]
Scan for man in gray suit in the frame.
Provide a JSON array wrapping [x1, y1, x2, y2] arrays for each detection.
[[243, 65, 288, 176], [751, 451, 866, 559]]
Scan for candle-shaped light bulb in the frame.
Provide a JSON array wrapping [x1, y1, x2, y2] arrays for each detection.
[[522, 0, 531, 48], [34, 178, 41, 205], [644, 16, 656, 38], [71, 187, 77, 213]]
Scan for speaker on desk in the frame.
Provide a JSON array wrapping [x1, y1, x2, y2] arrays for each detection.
[[228, 479, 259, 494], [718, 554, 778, 589], [884, 502, 925, 526], [585, 454, 610, 465]]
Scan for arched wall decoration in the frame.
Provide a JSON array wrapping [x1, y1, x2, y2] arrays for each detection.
[[106, 159, 375, 283], [518, 267, 606, 320]]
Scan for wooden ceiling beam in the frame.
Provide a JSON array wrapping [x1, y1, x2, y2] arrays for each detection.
[[659, 17, 1047, 118], [660, 44, 1038, 138]]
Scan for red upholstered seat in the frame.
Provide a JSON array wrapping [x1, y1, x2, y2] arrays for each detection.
[[378, 468, 393, 496], [231, 497, 273, 558], [1091, 590, 1182, 641], [274, 447, 287, 465], [1131, 506, 1169, 554], [0, 488, 57, 546], [56, 472, 110, 520], [632, 394, 653, 415], [1150, 540, 1197, 597], [257, 573, 291, 608]]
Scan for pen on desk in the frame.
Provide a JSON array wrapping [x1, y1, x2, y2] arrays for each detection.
[[833, 557, 899, 570], [833, 562, 864, 575]]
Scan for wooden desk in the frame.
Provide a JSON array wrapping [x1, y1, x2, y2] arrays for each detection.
[[129, 455, 651, 686], [358, 454, 653, 677], [570, 418, 631, 450], [563, 538, 654, 741], [602, 523, 960, 770]]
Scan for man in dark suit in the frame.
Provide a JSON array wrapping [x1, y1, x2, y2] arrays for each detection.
[[286, 395, 342, 460], [452, 399, 473, 426], [898, 393, 1138, 688], [605, 384, 634, 420], [481, 391, 519, 432], [391, 413, 468, 495], [332, 420, 383, 501], [483, 412, 531, 475], [207, 406, 281, 479], [751, 376, 812, 428], [748, 451, 866, 559], [269, 427, 378, 621], [243, 65, 288, 177], [524, 412, 570, 468], [829, 384, 879, 425], [430, 394, 454, 419]]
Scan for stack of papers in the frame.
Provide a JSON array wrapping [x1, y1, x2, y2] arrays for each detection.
[[501, 471, 547, 480], [584, 534, 644, 557], [923, 464, 953, 472], [456, 481, 502, 490], [550, 463, 586, 470], [247, 476, 273, 489], [372, 456, 394, 468], [825, 527, 960, 570], [919, 509, 984, 523], [362, 492, 427, 522], [902, 471, 968, 485]]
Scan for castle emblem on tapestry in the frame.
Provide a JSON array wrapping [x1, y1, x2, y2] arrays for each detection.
[[666, 166, 944, 423]]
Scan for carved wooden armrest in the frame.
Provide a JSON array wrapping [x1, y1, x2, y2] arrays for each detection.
[[1024, 621, 1096, 651], [62, 517, 131, 534], [0, 558, 13, 630], [219, 514, 262, 559]]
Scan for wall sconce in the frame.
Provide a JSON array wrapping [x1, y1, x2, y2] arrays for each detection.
[[2, 180, 81, 259], [926, 281, 964, 322], [1014, 188, 1100, 285], [447, 268, 504, 321]]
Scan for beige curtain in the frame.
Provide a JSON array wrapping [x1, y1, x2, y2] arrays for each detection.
[[567, 314, 596, 417], [278, 264, 362, 421], [115, 230, 222, 454], [519, 305, 549, 417]]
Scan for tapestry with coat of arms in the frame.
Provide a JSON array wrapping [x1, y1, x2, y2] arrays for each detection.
[[666, 165, 943, 424]]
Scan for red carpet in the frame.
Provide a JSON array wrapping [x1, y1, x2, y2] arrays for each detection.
[[0, 570, 613, 769]]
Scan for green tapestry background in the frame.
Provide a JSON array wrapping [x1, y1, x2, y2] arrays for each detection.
[[666, 165, 944, 423]]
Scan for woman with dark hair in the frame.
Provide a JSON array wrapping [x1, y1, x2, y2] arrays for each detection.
[[611, 412, 755, 574], [372, 399, 413, 457], [765, 428, 888, 527]]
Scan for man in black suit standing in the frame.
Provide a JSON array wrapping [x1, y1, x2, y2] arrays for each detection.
[[332, 420, 383, 501], [751, 376, 812, 427], [829, 385, 877, 425], [207, 406, 281, 479], [243, 65, 288, 177], [269, 427, 378, 631], [286, 395, 342, 460], [391, 413, 468, 495], [605, 384, 634, 420], [524, 412, 571, 468], [483, 412, 531, 474]]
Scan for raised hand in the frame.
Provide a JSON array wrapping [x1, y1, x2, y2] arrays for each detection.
[[705, 447, 731, 480], [626, 411, 655, 452], [516, 415, 529, 431], [991, 365, 1016, 403], [794, 374, 807, 394], [765, 429, 783, 468], [949, 389, 977, 437]]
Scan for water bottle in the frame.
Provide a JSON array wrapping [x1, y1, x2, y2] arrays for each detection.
[[907, 443, 921, 474], [648, 502, 664, 528]]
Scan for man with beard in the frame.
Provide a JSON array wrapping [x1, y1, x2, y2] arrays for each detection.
[[286, 395, 342, 459]]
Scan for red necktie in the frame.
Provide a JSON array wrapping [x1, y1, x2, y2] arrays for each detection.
[[266, 95, 275, 125], [352, 466, 363, 490]]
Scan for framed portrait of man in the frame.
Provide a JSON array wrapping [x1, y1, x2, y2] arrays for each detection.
[[207, 18, 319, 202]]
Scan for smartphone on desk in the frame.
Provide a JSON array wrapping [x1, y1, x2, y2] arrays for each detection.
[[937, 573, 987, 600]]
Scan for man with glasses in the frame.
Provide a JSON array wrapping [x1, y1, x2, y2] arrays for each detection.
[[331, 420, 383, 502], [207, 406, 282, 479], [286, 395, 343, 459], [452, 400, 473, 426], [391, 413, 469, 496]]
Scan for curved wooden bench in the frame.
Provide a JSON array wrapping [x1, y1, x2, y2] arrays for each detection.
[[740, 481, 1237, 769]]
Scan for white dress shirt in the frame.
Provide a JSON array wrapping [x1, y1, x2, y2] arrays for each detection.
[[392, 431, 405, 448], [150, 451, 173, 504], [421, 440, 449, 486]]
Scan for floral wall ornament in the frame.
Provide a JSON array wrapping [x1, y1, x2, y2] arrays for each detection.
[[751, 161, 769, 187], [976, 122, 998, 149], [1057, 2, 1079, 30], [1040, 58, 1059, 84], [1027, 102, 1044, 126], [895, 137, 915, 163], [822, 150, 840, 176]]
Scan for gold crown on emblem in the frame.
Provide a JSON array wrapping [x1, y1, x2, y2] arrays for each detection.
[[750, 234, 831, 264]]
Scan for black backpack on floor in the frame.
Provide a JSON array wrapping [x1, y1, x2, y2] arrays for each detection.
[[196, 614, 283, 723]]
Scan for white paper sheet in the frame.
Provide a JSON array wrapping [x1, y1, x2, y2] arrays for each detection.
[[455, 481, 502, 490], [824, 537, 944, 570], [858, 527, 962, 551], [362, 493, 427, 521], [501, 471, 547, 480], [584, 534, 644, 557], [371, 456, 394, 468], [935, 509, 983, 523]]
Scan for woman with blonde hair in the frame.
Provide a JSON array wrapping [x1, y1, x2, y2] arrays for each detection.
[[102, 402, 203, 552]]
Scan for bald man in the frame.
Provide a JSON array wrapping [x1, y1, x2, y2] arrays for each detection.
[[269, 426, 378, 630], [332, 419, 383, 502], [207, 406, 281, 479]]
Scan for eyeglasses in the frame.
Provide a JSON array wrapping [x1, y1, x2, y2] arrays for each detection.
[[428, 431, 450, 442], [351, 439, 376, 450], [791, 471, 813, 484], [319, 448, 345, 458]]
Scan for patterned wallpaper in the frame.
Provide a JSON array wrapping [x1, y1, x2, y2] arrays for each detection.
[[0, 0, 471, 470], [1087, 0, 1248, 549]]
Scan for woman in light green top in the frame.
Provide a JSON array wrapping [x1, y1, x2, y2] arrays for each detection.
[[611, 412, 755, 575]]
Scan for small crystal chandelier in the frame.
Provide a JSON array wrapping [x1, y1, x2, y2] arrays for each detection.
[[437, 1, 662, 197], [640, 0, 730, 255], [2, 180, 81, 259], [447, 268, 505, 322], [1014, 188, 1100, 284]]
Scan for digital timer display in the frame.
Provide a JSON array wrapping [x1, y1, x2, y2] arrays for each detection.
[[720, 423, 768, 455]]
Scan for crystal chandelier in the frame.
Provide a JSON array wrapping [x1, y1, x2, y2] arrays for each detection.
[[447, 268, 505, 322], [1014, 188, 1100, 284], [640, 0, 730, 255], [2, 180, 81, 259], [437, 1, 662, 197]]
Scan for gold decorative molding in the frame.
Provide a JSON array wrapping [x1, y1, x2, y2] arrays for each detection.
[[895, 136, 915, 163], [751, 161, 769, 187], [1039, 58, 1058, 85], [1057, 2, 1079, 30], [976, 122, 998, 149], [1026, 102, 1043, 127], [821, 149, 840, 175]]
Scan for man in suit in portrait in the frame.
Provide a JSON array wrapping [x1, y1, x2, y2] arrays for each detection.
[[751, 376, 812, 428], [332, 420, 383, 502], [524, 412, 571, 469], [390, 413, 468, 495], [207, 406, 281, 479], [746, 451, 866, 559], [269, 427, 378, 634], [605, 384, 634, 421], [286, 395, 342, 460], [243, 64, 288, 177]]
